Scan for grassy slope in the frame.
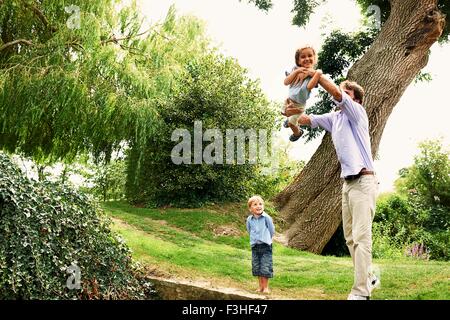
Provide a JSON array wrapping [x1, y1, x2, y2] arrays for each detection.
[[102, 201, 450, 300]]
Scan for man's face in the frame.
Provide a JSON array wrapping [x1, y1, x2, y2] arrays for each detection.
[[340, 84, 359, 103]]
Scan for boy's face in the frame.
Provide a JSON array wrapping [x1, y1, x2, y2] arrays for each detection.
[[250, 200, 264, 215], [298, 48, 315, 69]]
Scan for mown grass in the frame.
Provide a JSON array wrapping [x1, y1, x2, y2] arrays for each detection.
[[102, 201, 450, 300]]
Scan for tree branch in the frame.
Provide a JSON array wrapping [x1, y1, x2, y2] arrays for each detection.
[[0, 39, 33, 52], [102, 28, 150, 44], [21, 0, 57, 33]]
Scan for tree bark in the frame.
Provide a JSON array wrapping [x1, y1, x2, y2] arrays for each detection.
[[274, 0, 446, 253]]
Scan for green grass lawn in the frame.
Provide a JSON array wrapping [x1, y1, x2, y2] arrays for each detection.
[[102, 201, 450, 300]]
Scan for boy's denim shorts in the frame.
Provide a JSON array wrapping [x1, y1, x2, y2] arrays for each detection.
[[251, 243, 273, 278]]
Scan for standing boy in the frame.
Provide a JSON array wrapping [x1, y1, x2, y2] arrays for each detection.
[[246, 195, 275, 294]]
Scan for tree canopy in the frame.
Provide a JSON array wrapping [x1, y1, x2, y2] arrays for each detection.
[[246, 0, 449, 42], [0, 1, 208, 163]]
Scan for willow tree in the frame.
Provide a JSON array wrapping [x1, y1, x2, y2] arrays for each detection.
[[0, 0, 208, 163], [248, 0, 448, 253]]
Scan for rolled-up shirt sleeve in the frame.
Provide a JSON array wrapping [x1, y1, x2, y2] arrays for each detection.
[[310, 113, 333, 132]]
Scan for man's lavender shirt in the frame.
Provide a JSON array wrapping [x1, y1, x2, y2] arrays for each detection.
[[310, 90, 375, 178]]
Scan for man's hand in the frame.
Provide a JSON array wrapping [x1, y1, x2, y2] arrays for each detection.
[[298, 114, 312, 126], [284, 105, 303, 117], [306, 69, 322, 91], [292, 68, 308, 85], [284, 67, 307, 86], [295, 67, 312, 84], [284, 107, 312, 126], [305, 68, 317, 77], [292, 74, 303, 85]]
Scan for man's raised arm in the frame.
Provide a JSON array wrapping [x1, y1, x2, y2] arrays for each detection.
[[318, 74, 342, 102]]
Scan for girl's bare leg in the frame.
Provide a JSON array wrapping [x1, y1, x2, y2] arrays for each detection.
[[288, 122, 301, 136]]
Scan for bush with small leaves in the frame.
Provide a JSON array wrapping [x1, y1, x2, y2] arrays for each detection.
[[0, 152, 156, 299]]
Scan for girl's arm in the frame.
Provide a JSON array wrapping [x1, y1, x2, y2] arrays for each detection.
[[306, 69, 323, 91], [284, 67, 306, 86]]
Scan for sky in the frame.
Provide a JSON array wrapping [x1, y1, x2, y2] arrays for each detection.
[[138, 0, 450, 192]]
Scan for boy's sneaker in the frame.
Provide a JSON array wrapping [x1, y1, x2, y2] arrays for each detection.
[[289, 128, 304, 142], [283, 119, 289, 128]]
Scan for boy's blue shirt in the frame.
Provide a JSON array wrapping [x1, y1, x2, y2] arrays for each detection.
[[246, 212, 275, 246]]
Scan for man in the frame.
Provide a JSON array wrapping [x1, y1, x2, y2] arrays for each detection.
[[285, 70, 379, 300]]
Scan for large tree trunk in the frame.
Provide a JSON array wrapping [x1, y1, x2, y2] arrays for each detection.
[[274, 0, 445, 253]]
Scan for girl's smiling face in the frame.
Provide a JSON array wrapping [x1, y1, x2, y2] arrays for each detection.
[[298, 48, 316, 68]]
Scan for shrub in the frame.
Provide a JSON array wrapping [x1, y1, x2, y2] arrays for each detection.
[[374, 190, 449, 261], [126, 54, 278, 207], [407, 229, 450, 261], [83, 158, 128, 202], [0, 152, 155, 299], [372, 222, 405, 259], [369, 140, 450, 261]]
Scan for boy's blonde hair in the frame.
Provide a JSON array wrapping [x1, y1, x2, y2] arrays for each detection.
[[295, 45, 317, 67], [247, 195, 264, 208]]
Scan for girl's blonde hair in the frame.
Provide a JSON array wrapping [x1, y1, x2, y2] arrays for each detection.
[[247, 195, 264, 208], [295, 45, 317, 67]]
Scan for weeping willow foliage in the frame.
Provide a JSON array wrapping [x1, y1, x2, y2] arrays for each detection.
[[0, 0, 209, 164]]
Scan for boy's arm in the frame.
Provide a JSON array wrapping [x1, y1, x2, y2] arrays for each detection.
[[306, 69, 323, 91], [246, 217, 251, 233], [267, 216, 275, 238]]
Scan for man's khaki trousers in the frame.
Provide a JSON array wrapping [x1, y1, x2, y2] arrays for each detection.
[[342, 175, 378, 297]]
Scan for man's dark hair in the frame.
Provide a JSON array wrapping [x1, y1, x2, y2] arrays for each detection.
[[342, 80, 364, 104]]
